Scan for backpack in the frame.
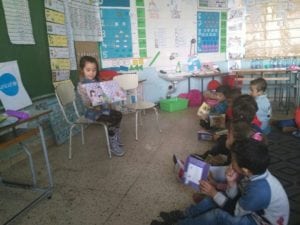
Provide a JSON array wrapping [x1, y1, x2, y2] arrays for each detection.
[[187, 89, 203, 107], [178, 89, 203, 107]]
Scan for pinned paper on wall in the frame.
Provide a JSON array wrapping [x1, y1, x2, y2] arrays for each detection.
[[0, 61, 32, 110], [2, 0, 35, 44], [68, 0, 102, 41]]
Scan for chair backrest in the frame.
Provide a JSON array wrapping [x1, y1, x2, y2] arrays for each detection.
[[53, 80, 76, 105], [53, 80, 80, 123], [113, 73, 139, 91]]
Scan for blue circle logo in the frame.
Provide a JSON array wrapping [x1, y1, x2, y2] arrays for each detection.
[[0, 73, 19, 96]]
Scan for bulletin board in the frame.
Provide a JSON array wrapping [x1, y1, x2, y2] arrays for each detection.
[[98, 0, 227, 70], [145, 0, 198, 70], [145, 0, 227, 70], [0, 1, 53, 100]]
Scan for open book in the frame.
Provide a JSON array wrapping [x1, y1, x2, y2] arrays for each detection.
[[82, 80, 126, 106], [198, 128, 228, 141], [197, 102, 211, 118], [184, 155, 210, 190], [209, 113, 226, 129]]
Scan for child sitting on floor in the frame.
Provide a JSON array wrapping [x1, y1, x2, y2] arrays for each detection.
[[173, 94, 268, 207], [199, 94, 265, 165], [249, 77, 272, 134], [173, 119, 266, 183], [225, 87, 241, 121], [199, 85, 231, 129], [153, 139, 290, 225]]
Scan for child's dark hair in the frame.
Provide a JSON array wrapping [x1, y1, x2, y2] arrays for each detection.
[[79, 56, 99, 77], [231, 120, 252, 141], [250, 78, 267, 92], [232, 139, 270, 175], [232, 94, 258, 124], [227, 88, 241, 101], [231, 119, 268, 144], [216, 85, 231, 98]]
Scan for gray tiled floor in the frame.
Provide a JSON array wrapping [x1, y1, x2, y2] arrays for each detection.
[[1, 108, 213, 225]]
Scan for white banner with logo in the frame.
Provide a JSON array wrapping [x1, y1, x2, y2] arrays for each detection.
[[0, 61, 32, 110]]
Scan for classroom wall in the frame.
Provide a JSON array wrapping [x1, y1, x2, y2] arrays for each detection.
[[4, 0, 298, 165], [3, 0, 285, 164], [0, 1, 53, 101]]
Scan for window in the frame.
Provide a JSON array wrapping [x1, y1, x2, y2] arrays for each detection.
[[244, 0, 300, 58]]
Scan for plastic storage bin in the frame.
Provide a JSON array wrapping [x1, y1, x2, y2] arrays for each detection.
[[160, 97, 188, 112]]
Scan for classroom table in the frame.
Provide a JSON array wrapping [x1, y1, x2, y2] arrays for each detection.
[[0, 109, 53, 225], [288, 69, 300, 107], [158, 70, 228, 93], [188, 71, 229, 92], [232, 68, 298, 114]]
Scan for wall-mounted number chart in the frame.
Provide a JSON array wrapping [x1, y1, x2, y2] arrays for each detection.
[[197, 11, 220, 53], [100, 8, 133, 59]]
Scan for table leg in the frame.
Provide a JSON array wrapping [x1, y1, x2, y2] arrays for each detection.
[[38, 124, 53, 188], [20, 143, 37, 186]]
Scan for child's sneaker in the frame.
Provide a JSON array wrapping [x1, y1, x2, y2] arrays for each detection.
[[159, 210, 185, 223], [150, 220, 173, 225], [109, 135, 125, 156], [173, 154, 184, 182], [292, 130, 300, 138]]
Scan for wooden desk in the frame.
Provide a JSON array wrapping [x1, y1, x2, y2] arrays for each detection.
[[232, 68, 296, 114], [0, 109, 53, 225]]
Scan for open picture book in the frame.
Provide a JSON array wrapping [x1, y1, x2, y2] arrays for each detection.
[[184, 155, 210, 190], [209, 113, 226, 129], [198, 128, 228, 141], [82, 80, 126, 106]]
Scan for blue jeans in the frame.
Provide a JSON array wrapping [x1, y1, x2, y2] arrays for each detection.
[[179, 198, 256, 225], [185, 197, 218, 217]]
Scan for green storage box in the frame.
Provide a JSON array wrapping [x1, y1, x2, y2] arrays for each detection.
[[160, 97, 188, 112]]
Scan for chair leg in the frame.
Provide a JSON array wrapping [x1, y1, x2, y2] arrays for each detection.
[[153, 107, 162, 133], [81, 124, 85, 145], [138, 110, 143, 126], [68, 124, 76, 159], [103, 125, 112, 158], [135, 110, 139, 140]]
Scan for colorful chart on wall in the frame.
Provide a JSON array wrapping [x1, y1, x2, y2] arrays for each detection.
[[197, 11, 220, 53], [99, 0, 130, 7], [100, 8, 133, 59], [0, 61, 32, 110]]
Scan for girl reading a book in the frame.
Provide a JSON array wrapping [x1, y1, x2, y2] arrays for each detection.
[[77, 56, 124, 157]]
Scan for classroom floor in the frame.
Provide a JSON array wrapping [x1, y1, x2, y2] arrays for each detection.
[[1, 106, 299, 225]]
